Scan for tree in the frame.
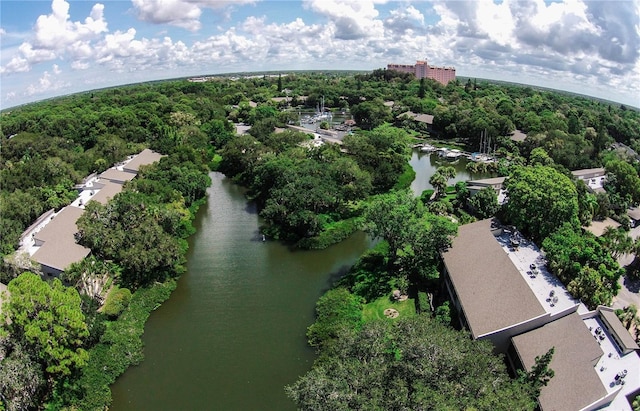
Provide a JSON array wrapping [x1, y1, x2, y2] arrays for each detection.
[[62, 256, 121, 304], [362, 190, 457, 283], [605, 159, 640, 210], [503, 165, 580, 242], [601, 226, 634, 259], [542, 223, 622, 309], [288, 317, 536, 410], [0, 338, 45, 411], [351, 99, 392, 130], [518, 347, 555, 399], [306, 288, 363, 348], [468, 187, 499, 218], [1, 272, 89, 377], [76, 192, 185, 288], [429, 166, 456, 199]]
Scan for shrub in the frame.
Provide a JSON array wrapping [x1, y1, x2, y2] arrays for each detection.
[[102, 287, 132, 318]]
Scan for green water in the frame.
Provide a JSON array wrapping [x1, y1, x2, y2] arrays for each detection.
[[109, 173, 369, 410], [409, 150, 495, 195]]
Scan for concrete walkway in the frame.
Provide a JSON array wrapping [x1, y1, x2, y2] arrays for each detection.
[[613, 225, 640, 310]]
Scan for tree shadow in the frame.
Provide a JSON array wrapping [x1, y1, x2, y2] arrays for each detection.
[[623, 275, 640, 293]]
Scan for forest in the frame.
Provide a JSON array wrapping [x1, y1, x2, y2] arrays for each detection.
[[1, 70, 640, 410]]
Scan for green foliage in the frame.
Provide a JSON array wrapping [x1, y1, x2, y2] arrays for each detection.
[[69, 280, 176, 410], [434, 301, 451, 325], [351, 99, 392, 130], [102, 287, 132, 318], [468, 187, 500, 218], [76, 191, 187, 289], [517, 347, 555, 400], [2, 272, 89, 378], [416, 291, 430, 314], [542, 223, 622, 309], [288, 316, 536, 410], [362, 190, 457, 286], [307, 288, 363, 348], [503, 165, 580, 242], [0, 339, 45, 411], [296, 217, 360, 250], [605, 159, 640, 210]]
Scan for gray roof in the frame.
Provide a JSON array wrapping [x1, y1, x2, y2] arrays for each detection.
[[99, 168, 136, 183], [442, 219, 546, 338], [32, 206, 90, 271], [571, 168, 605, 178], [89, 180, 124, 205], [511, 312, 606, 411], [122, 149, 164, 173], [598, 306, 640, 352], [467, 177, 506, 187]]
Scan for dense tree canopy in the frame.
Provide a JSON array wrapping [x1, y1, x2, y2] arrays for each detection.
[[1, 272, 89, 378], [542, 223, 622, 309], [503, 165, 580, 242], [288, 316, 536, 410]]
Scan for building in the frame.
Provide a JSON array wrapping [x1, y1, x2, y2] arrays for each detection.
[[18, 149, 165, 276], [441, 218, 640, 410], [30, 206, 91, 275], [387, 59, 456, 85], [571, 167, 606, 193]]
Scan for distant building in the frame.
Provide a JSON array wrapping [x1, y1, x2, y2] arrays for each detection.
[[387, 59, 456, 85]]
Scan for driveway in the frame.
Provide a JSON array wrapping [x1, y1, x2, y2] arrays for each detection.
[[613, 224, 640, 310]]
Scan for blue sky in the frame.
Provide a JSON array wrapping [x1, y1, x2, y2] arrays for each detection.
[[1, 0, 639, 108]]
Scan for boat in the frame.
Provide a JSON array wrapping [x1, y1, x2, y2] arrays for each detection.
[[420, 144, 436, 152], [445, 149, 463, 159]]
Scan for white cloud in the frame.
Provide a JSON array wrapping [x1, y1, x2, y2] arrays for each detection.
[[25, 68, 70, 96], [131, 0, 257, 31], [304, 0, 386, 40], [1, 0, 108, 74], [33, 0, 108, 49]]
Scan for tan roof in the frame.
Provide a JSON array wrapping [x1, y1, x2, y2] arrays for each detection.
[[122, 149, 164, 173], [599, 306, 640, 352], [628, 208, 640, 221], [584, 218, 621, 237], [398, 111, 433, 124], [442, 219, 546, 337], [571, 168, 605, 178], [32, 206, 90, 271], [511, 312, 606, 411], [100, 168, 136, 183], [89, 181, 124, 205], [510, 129, 527, 142]]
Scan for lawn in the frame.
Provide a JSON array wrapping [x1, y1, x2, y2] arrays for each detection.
[[362, 295, 417, 322]]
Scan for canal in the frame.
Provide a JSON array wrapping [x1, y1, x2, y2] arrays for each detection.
[[110, 151, 494, 409], [109, 173, 369, 410]]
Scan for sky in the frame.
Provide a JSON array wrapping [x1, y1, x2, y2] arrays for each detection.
[[1, 0, 639, 109]]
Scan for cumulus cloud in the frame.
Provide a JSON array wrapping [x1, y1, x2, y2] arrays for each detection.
[[131, 0, 256, 31], [33, 0, 107, 48], [304, 0, 385, 40], [26, 65, 70, 96], [1, 0, 107, 74], [384, 5, 425, 35], [1, 0, 639, 108]]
